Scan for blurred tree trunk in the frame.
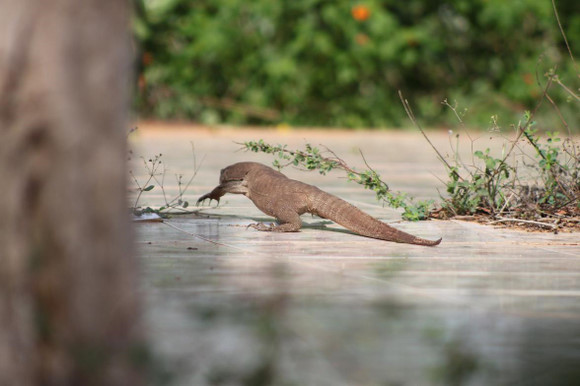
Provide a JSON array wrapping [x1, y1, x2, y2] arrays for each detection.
[[0, 0, 144, 385]]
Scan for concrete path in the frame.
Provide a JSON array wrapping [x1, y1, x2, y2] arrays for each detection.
[[132, 124, 580, 386]]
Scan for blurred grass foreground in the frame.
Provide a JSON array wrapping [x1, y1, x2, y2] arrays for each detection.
[[134, 0, 579, 129]]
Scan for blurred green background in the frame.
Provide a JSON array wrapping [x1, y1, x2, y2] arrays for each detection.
[[133, 0, 579, 129]]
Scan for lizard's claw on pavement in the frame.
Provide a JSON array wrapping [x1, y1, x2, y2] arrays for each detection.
[[247, 222, 272, 231], [196, 194, 219, 207]]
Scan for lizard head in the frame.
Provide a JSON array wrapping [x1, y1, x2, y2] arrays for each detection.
[[219, 162, 262, 184]]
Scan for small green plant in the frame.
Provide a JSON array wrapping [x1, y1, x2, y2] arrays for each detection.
[[242, 139, 434, 220], [129, 143, 201, 216], [129, 153, 163, 214], [442, 145, 514, 216], [399, 65, 579, 230], [521, 126, 577, 207]]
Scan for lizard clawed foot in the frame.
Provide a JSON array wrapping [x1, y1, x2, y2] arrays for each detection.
[[247, 222, 274, 232], [196, 194, 220, 207]]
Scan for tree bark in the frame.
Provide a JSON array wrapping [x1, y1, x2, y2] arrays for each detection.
[[0, 0, 144, 385]]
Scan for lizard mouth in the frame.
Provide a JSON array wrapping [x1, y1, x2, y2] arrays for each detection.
[[219, 178, 244, 184]]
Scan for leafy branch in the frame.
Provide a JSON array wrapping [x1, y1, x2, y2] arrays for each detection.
[[240, 140, 434, 221]]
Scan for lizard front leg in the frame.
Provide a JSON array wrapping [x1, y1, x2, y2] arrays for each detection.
[[197, 180, 248, 206], [196, 186, 225, 206]]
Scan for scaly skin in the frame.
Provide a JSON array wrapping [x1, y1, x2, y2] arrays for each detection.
[[197, 162, 442, 246]]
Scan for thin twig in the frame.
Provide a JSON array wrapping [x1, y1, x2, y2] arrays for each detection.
[[441, 99, 473, 142], [446, 124, 475, 179], [398, 90, 457, 176], [357, 148, 391, 193], [318, 145, 358, 174], [544, 92, 571, 137], [151, 162, 170, 207], [552, 76, 580, 102], [131, 157, 160, 209], [499, 74, 554, 168], [164, 144, 205, 209], [488, 217, 558, 229], [498, 192, 516, 216], [127, 126, 138, 137], [551, 0, 578, 73]]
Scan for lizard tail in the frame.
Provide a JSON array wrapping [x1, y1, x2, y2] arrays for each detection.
[[310, 189, 441, 246]]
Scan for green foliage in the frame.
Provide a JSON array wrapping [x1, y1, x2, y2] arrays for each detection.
[[134, 0, 579, 127], [443, 149, 515, 216], [431, 100, 579, 221], [522, 126, 577, 207], [243, 140, 435, 220]]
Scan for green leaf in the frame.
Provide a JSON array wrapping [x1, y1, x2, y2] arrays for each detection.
[[143, 185, 155, 192]]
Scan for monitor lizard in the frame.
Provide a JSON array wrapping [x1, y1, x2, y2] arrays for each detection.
[[197, 162, 442, 246]]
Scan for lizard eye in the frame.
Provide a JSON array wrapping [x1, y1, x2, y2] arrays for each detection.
[[220, 171, 245, 183]]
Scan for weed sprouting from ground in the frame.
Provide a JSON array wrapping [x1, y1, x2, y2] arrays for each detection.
[[399, 62, 579, 231], [128, 131, 202, 216], [433, 108, 579, 230]]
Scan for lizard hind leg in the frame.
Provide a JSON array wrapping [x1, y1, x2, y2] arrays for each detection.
[[248, 222, 301, 232], [247, 222, 274, 231], [248, 212, 302, 233]]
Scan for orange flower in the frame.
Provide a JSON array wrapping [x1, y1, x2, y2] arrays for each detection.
[[352, 5, 370, 21]]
